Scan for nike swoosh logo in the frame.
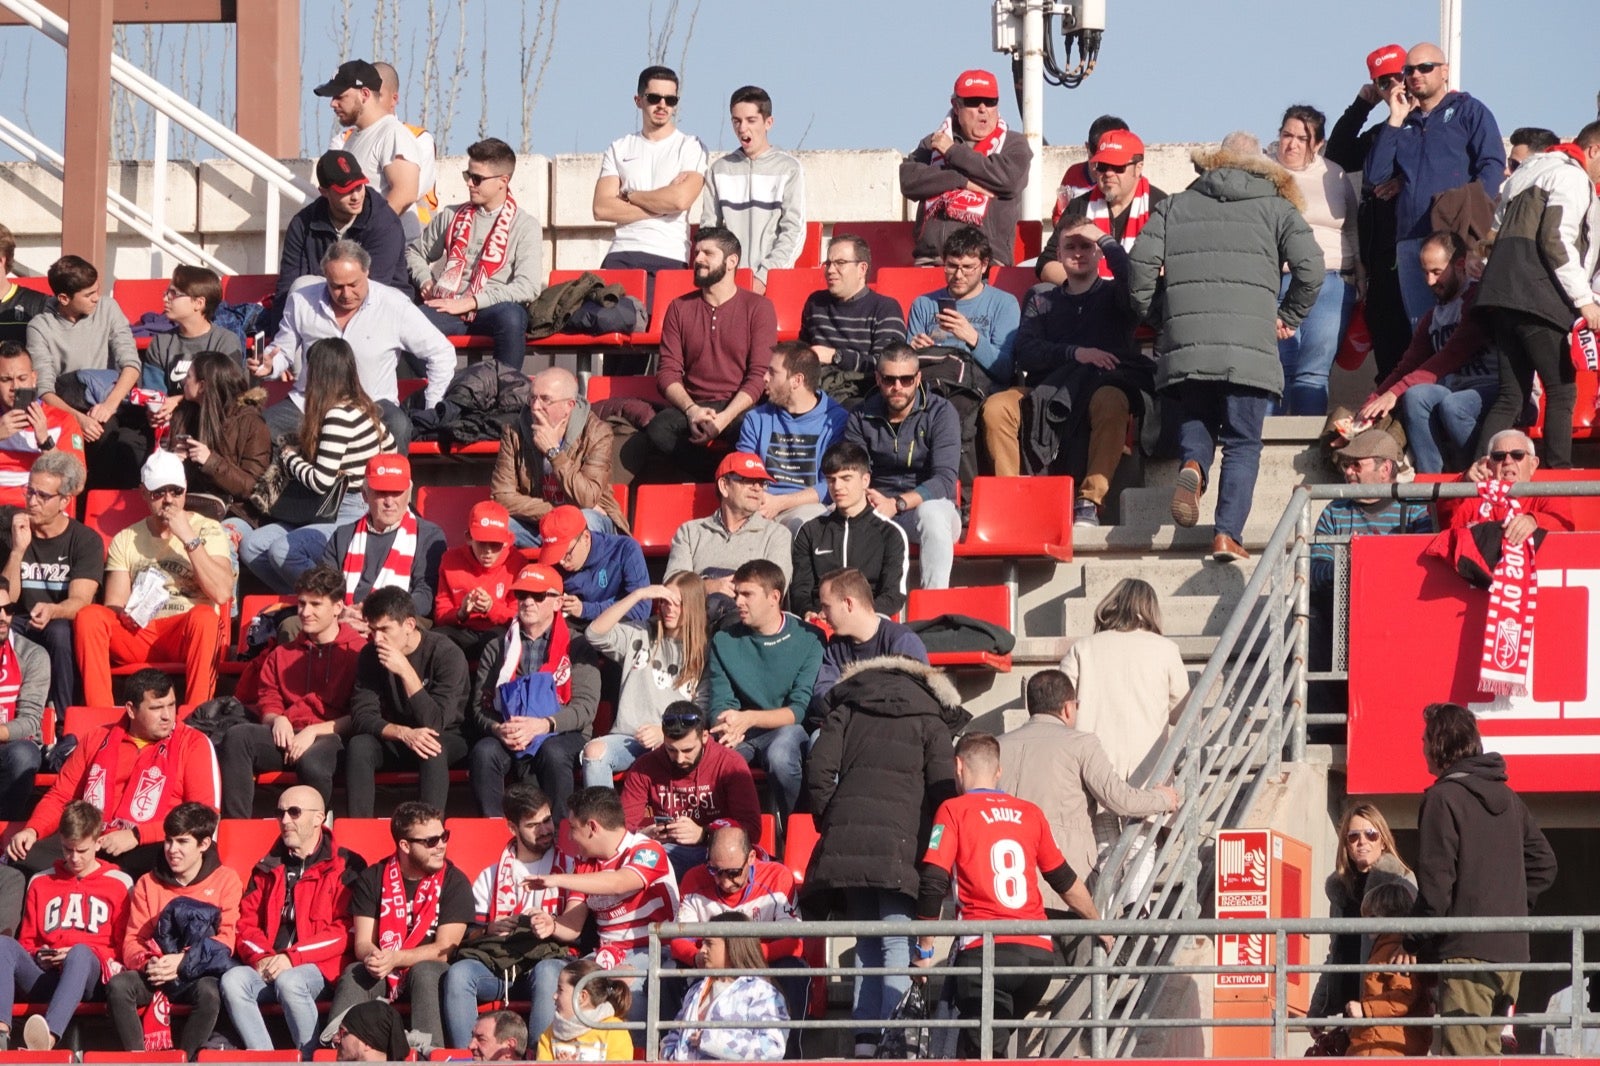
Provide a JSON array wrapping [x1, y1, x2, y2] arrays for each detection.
[[813, 549, 833, 555]]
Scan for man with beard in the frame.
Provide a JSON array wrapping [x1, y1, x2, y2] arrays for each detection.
[[737, 342, 849, 532], [631, 227, 776, 482]]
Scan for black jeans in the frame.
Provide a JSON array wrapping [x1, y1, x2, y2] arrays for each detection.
[[107, 971, 222, 1058], [951, 943, 1058, 1059], [1481, 308, 1575, 468], [638, 405, 746, 483], [218, 722, 344, 818], [344, 732, 468, 818], [469, 731, 586, 819], [15, 617, 76, 733]]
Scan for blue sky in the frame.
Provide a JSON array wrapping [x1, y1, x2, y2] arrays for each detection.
[[0, 0, 1595, 161]]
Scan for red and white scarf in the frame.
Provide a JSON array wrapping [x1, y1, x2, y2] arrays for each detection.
[[1476, 480, 1538, 697], [376, 857, 445, 1000], [923, 116, 1008, 226], [495, 614, 573, 703], [1085, 176, 1152, 279], [1571, 318, 1599, 372], [0, 636, 19, 724], [342, 511, 419, 606], [435, 196, 519, 321], [487, 843, 563, 923], [1051, 162, 1096, 224], [82, 725, 180, 831]]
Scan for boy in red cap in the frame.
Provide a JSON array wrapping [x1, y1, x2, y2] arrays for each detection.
[[899, 68, 1032, 267], [537, 505, 651, 630], [434, 500, 528, 661]]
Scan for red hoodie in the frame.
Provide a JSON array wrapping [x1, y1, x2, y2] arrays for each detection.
[[619, 739, 761, 843], [434, 544, 528, 632], [20, 859, 134, 981], [252, 623, 367, 730]]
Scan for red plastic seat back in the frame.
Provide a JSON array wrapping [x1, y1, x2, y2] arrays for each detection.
[[444, 817, 509, 881], [763, 268, 825, 342], [330, 817, 397, 868], [630, 483, 718, 557], [414, 484, 493, 543], [961, 475, 1075, 560], [781, 812, 821, 884], [82, 488, 144, 546], [831, 222, 916, 280], [217, 818, 283, 875], [909, 585, 1011, 628]]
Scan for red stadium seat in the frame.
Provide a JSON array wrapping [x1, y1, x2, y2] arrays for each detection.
[[219, 274, 279, 308], [0, 1053, 76, 1063], [427, 1052, 471, 1062], [636, 269, 700, 345], [218, 818, 282, 874], [81, 489, 144, 545], [63, 705, 124, 740], [780, 812, 819, 885], [84, 1054, 187, 1064], [445, 817, 507, 879], [908, 586, 1014, 671], [955, 475, 1074, 561], [794, 220, 824, 268], [534, 269, 649, 350], [108, 279, 169, 323], [330, 817, 396, 867], [832, 222, 915, 280], [415, 484, 492, 540], [990, 266, 1040, 303], [630, 483, 718, 558], [872, 267, 943, 325], [1014, 220, 1044, 264], [585, 375, 663, 406], [196, 1051, 301, 1063], [397, 378, 427, 403], [757, 813, 778, 859], [763, 268, 825, 342]]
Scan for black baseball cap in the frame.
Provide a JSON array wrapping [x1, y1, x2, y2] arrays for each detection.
[[314, 59, 382, 98], [315, 150, 368, 193]]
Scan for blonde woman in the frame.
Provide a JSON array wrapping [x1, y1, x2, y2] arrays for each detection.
[[1309, 802, 1415, 1024]]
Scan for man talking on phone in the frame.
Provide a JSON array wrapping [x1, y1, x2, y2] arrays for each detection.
[[0, 342, 84, 518]]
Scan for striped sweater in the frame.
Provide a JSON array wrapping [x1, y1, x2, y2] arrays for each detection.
[[799, 287, 908, 374], [284, 403, 394, 494]]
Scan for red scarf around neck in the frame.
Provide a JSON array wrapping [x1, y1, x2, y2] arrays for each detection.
[[342, 511, 419, 606], [0, 636, 19, 724], [376, 856, 445, 1000], [495, 613, 573, 703], [1085, 176, 1151, 279], [82, 725, 181, 830], [1475, 480, 1538, 697], [435, 196, 519, 321], [924, 115, 1008, 226]]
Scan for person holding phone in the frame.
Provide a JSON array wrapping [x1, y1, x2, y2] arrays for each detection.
[[0, 341, 86, 514]]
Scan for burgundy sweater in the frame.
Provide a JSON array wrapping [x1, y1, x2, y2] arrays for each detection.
[[655, 289, 777, 407], [619, 739, 762, 842]]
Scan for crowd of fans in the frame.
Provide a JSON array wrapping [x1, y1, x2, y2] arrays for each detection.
[[0, 36, 1587, 1061]]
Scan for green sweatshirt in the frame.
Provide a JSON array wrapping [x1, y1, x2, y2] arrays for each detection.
[[708, 615, 824, 726]]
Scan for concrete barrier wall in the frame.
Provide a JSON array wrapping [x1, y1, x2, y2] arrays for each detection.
[[0, 143, 1214, 280]]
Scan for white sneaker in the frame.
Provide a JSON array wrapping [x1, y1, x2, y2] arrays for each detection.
[[23, 1015, 53, 1051]]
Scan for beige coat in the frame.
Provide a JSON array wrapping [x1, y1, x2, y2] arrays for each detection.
[[997, 714, 1172, 908], [1061, 628, 1189, 783]]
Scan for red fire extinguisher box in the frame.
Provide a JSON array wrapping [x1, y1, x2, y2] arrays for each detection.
[[1212, 828, 1313, 1056]]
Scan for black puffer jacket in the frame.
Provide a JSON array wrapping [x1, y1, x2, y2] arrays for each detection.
[[799, 657, 970, 916], [1408, 752, 1557, 963]]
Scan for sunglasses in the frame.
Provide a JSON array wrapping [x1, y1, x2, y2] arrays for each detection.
[[1096, 162, 1134, 175], [1489, 449, 1529, 463], [878, 373, 918, 387], [1346, 828, 1381, 844], [957, 96, 999, 109], [462, 170, 504, 186], [644, 92, 679, 107], [0, 603, 15, 617], [147, 486, 186, 499], [277, 805, 321, 820], [1377, 73, 1404, 89], [707, 861, 749, 880], [662, 712, 702, 729], [406, 831, 451, 848], [516, 590, 559, 603], [1402, 62, 1441, 76]]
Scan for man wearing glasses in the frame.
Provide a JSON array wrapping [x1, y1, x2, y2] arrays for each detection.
[[72, 450, 232, 707], [1365, 41, 1505, 325], [1035, 129, 1166, 288], [326, 801, 472, 1053], [593, 65, 708, 276], [799, 235, 908, 382], [218, 565, 365, 818], [222, 785, 364, 1057], [469, 563, 600, 821], [899, 69, 1032, 267], [405, 137, 541, 370], [491, 367, 626, 550]]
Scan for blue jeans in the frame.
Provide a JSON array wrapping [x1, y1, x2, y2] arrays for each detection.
[[0, 739, 41, 820], [894, 498, 961, 590], [417, 302, 530, 371], [220, 961, 328, 1055], [1396, 237, 1434, 327], [1399, 380, 1496, 473], [581, 733, 647, 789], [240, 493, 368, 594], [510, 508, 615, 551], [0, 937, 101, 1042], [1170, 383, 1273, 542], [441, 957, 548, 1048], [846, 890, 914, 1039], [1277, 271, 1356, 415], [733, 723, 808, 818]]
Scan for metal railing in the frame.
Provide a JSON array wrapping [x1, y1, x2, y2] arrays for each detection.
[[0, 0, 313, 274], [1085, 477, 1600, 1057], [564, 915, 1600, 1060]]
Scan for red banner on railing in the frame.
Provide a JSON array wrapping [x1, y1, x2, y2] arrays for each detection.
[[1347, 533, 1600, 793]]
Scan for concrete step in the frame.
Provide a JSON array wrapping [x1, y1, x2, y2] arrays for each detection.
[[1065, 591, 1237, 638], [1077, 554, 1260, 599]]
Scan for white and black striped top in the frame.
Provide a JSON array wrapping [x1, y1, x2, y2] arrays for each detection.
[[284, 403, 394, 494]]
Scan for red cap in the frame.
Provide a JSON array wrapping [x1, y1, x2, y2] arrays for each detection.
[[714, 451, 775, 482], [1090, 131, 1145, 167], [952, 69, 999, 98], [510, 563, 563, 596], [537, 505, 588, 567], [364, 454, 411, 492], [466, 501, 513, 545], [1366, 44, 1405, 81]]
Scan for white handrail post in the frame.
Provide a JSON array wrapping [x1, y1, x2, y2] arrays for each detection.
[[263, 189, 280, 273], [150, 110, 168, 278]]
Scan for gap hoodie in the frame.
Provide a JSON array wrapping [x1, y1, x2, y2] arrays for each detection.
[[1408, 752, 1556, 963]]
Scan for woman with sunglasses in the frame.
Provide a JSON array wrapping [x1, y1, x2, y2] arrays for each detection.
[[1270, 104, 1358, 416], [581, 572, 709, 788], [1309, 802, 1414, 1028]]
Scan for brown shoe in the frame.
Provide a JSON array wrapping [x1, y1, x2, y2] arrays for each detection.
[[1211, 534, 1249, 562], [1171, 461, 1204, 527]]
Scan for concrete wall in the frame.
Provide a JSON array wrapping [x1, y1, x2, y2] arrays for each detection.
[[0, 143, 1210, 280]]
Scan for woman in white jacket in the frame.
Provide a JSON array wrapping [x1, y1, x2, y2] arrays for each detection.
[[661, 914, 788, 1061]]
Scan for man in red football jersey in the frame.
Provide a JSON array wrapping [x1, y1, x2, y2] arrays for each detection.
[[917, 731, 1111, 1058]]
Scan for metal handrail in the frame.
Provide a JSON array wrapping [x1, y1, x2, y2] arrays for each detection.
[[1089, 476, 1600, 1055], [0, 0, 313, 272]]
